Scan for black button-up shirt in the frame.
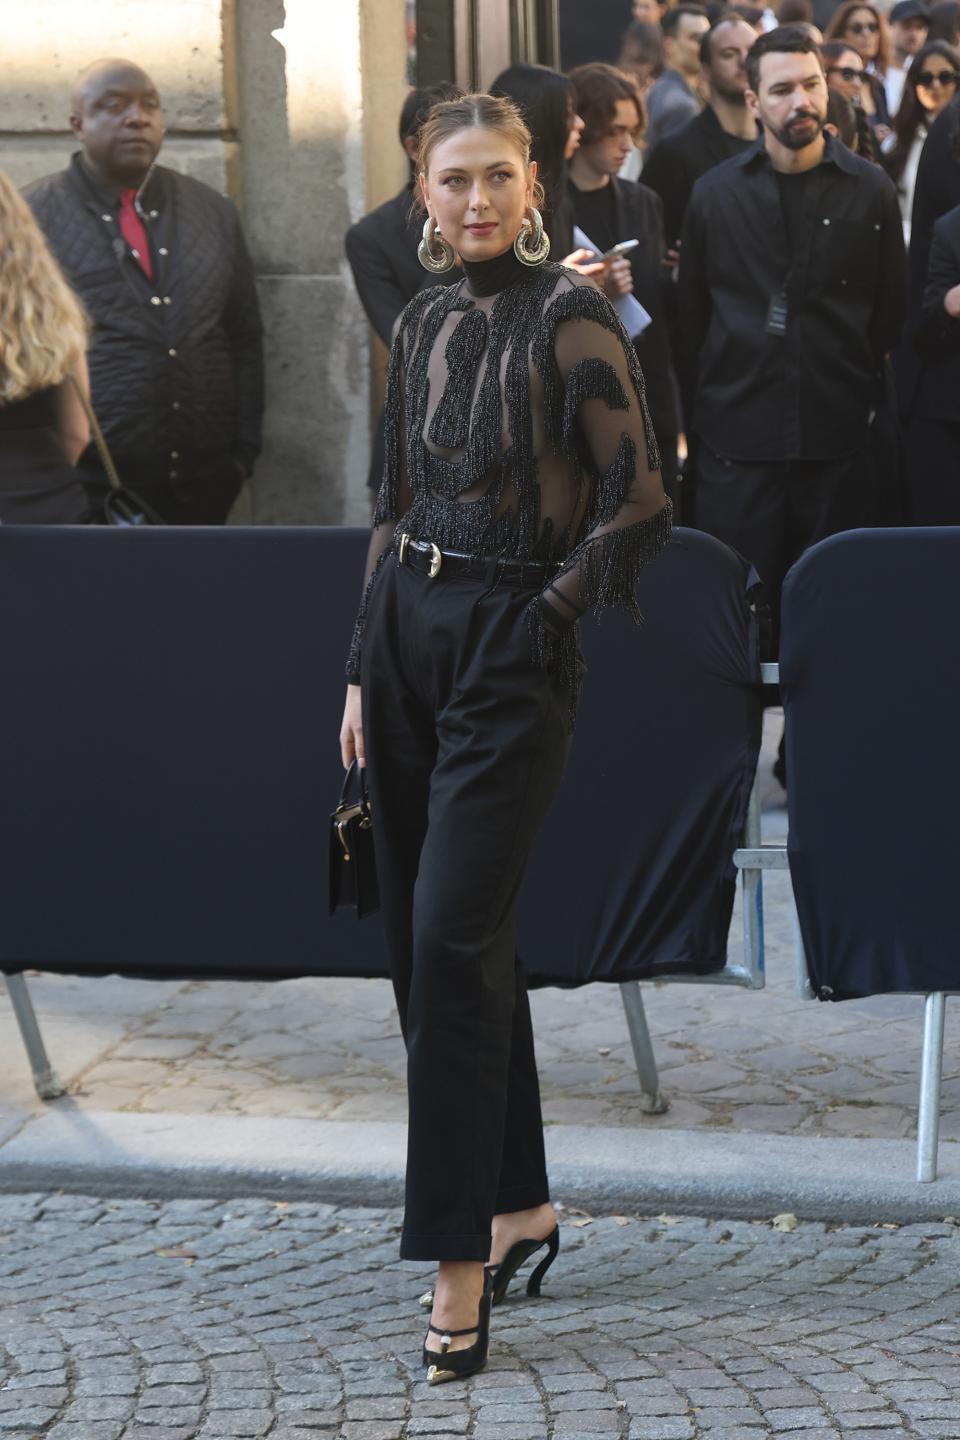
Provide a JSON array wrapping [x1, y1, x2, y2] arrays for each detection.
[[678, 133, 906, 462]]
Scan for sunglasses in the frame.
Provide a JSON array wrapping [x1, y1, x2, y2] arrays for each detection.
[[828, 65, 866, 81], [916, 68, 960, 86], [847, 19, 879, 32]]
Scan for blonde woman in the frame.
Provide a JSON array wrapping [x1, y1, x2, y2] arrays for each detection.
[[0, 168, 90, 522], [340, 94, 670, 1383]]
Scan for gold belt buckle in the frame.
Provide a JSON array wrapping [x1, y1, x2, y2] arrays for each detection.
[[427, 543, 442, 579], [398, 533, 410, 566]]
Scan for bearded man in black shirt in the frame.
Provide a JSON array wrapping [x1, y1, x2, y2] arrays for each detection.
[[678, 26, 905, 649]]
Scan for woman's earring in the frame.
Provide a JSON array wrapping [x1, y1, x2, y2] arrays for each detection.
[[513, 208, 551, 266], [418, 217, 456, 273]]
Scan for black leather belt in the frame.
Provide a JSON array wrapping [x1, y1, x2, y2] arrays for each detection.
[[397, 533, 556, 589]]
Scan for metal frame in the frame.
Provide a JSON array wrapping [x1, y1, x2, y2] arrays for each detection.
[[741, 663, 948, 1183], [5, 657, 949, 1181], [618, 758, 768, 1115], [3, 973, 65, 1100]]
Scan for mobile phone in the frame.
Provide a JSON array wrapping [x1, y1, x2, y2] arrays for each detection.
[[604, 238, 640, 259]]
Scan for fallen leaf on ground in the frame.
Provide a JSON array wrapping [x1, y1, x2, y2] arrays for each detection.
[[771, 1213, 798, 1232], [569, 1217, 593, 1228], [656, 1214, 679, 1225], [154, 1246, 197, 1260], [598, 1048, 611, 1056], [613, 1216, 630, 1226]]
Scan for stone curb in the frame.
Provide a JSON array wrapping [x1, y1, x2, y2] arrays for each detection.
[[1, 1109, 959, 1223]]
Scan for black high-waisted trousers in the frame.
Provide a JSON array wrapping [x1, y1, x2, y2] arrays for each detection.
[[361, 557, 570, 1261]]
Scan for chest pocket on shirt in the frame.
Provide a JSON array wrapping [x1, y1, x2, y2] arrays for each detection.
[[818, 218, 877, 292]]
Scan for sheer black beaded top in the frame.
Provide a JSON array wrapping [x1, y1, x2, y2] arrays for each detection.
[[346, 255, 672, 725]]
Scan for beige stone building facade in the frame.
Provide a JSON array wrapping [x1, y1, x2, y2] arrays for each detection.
[[2, 0, 410, 525], [3, 1, 555, 523]]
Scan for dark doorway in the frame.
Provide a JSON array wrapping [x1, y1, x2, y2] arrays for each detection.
[[558, 0, 633, 68], [414, 0, 560, 89]]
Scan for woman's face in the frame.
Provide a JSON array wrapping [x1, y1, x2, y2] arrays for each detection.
[[844, 7, 881, 62], [564, 102, 587, 160], [564, 105, 586, 159], [914, 53, 960, 118], [826, 46, 867, 102], [420, 126, 534, 262]]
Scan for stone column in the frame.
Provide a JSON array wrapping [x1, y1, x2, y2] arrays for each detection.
[[1, 0, 409, 526], [235, 0, 407, 526]]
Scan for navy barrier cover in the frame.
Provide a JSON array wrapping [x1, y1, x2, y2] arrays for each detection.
[[782, 528, 960, 1000], [0, 526, 761, 985]]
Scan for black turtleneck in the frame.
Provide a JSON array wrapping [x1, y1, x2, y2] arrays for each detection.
[[461, 244, 544, 298]]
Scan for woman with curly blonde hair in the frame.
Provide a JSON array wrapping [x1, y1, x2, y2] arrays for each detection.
[[0, 167, 91, 522]]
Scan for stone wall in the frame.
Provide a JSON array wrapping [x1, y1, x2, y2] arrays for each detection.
[[1, 0, 408, 524]]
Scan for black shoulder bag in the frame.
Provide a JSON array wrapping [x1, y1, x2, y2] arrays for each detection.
[[69, 376, 164, 526]]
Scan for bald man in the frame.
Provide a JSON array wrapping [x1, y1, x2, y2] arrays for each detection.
[[25, 59, 264, 524]]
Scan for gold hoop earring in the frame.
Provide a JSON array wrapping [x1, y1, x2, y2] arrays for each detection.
[[418, 217, 455, 273], [513, 208, 551, 267]]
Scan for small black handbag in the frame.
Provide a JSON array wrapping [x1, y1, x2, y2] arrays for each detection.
[[70, 376, 164, 526], [329, 760, 379, 918]]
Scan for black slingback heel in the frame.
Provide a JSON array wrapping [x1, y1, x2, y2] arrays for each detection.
[[422, 1265, 495, 1385], [490, 1224, 559, 1306]]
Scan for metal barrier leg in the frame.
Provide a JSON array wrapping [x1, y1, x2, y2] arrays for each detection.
[[4, 973, 66, 1101], [740, 779, 766, 987], [917, 992, 946, 1183], [619, 981, 669, 1114]]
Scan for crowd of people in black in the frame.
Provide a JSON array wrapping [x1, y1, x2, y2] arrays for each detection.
[[1, 21, 959, 601], [345, 1, 960, 703]]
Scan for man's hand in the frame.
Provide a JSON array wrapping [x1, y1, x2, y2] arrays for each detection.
[[600, 256, 634, 299], [944, 282, 960, 320], [340, 684, 365, 769]]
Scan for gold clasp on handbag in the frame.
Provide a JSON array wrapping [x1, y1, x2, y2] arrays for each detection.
[[334, 801, 369, 861]]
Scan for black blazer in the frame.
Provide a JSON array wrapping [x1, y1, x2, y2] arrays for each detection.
[[572, 176, 678, 440], [345, 186, 455, 347], [914, 204, 960, 420], [642, 106, 757, 248], [26, 156, 264, 483]]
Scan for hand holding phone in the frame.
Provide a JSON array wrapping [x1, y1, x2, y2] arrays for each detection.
[[603, 238, 640, 260]]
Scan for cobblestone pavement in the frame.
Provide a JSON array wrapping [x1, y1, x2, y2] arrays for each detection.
[[2, 1192, 960, 1440], [1, 718, 954, 1146]]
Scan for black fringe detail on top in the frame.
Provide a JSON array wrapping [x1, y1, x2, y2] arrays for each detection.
[[345, 545, 393, 685], [528, 497, 674, 732], [533, 281, 661, 476], [347, 268, 672, 711], [427, 308, 488, 452], [526, 601, 585, 736]]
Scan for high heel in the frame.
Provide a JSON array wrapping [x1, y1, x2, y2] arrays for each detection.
[[490, 1224, 559, 1306], [422, 1265, 494, 1385]]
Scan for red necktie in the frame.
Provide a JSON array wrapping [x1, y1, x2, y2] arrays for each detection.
[[118, 189, 154, 280]]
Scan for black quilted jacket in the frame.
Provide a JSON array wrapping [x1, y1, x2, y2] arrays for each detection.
[[25, 156, 264, 489]]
